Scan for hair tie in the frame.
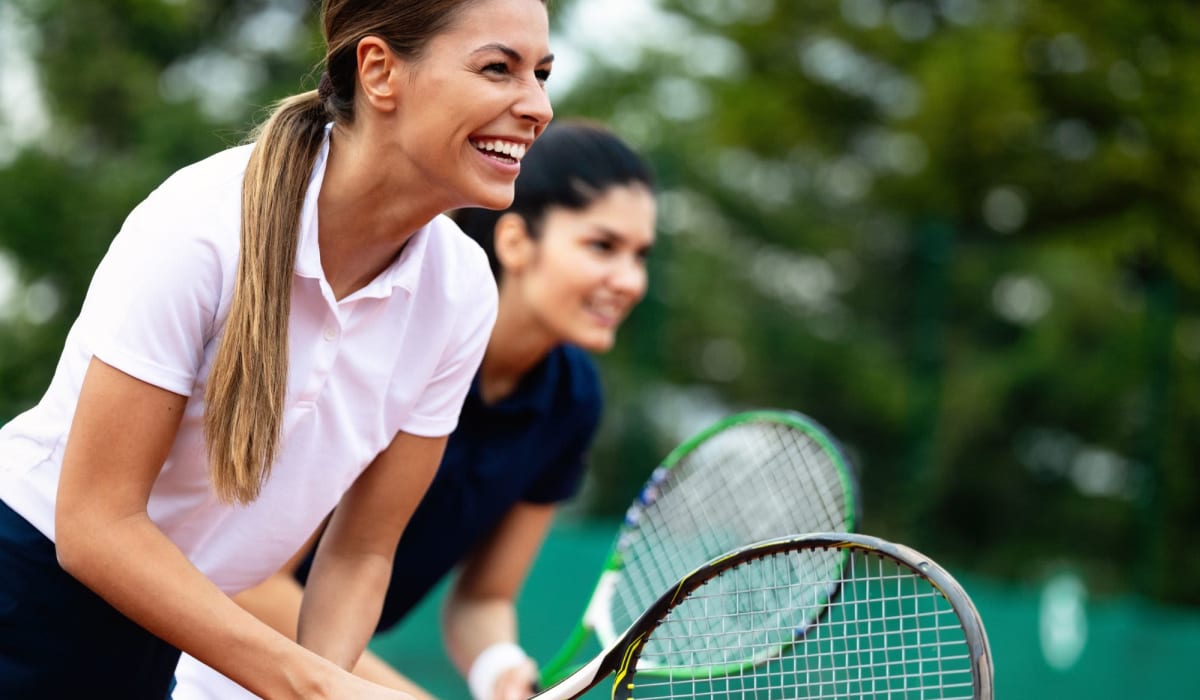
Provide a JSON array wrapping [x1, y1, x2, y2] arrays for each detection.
[[317, 71, 335, 100]]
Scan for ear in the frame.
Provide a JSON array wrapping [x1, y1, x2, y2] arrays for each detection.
[[494, 213, 535, 274], [356, 36, 399, 113]]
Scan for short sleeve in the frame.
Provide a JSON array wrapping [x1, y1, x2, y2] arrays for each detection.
[[81, 196, 227, 396], [401, 272, 498, 437]]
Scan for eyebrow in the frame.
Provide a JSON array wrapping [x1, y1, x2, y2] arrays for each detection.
[[473, 42, 554, 65], [595, 226, 655, 251]]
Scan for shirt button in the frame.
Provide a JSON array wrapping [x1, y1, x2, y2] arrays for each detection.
[[322, 327, 337, 341]]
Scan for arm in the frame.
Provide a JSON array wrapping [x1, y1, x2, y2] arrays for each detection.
[[232, 530, 321, 641], [233, 522, 440, 698], [443, 502, 558, 700], [55, 358, 367, 699], [353, 653, 439, 699], [297, 430, 447, 671]]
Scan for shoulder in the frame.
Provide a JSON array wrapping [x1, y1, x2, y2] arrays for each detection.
[[81, 145, 256, 336], [424, 215, 492, 281], [139, 143, 252, 220], [412, 214, 497, 309], [118, 144, 253, 260]]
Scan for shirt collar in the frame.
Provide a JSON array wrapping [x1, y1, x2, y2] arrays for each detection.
[[469, 346, 566, 417], [293, 123, 429, 300]]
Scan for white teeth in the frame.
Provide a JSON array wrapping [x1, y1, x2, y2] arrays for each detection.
[[472, 139, 526, 161], [587, 301, 621, 317]]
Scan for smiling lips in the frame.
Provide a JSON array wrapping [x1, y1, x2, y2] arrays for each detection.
[[584, 295, 627, 327], [470, 138, 528, 164]]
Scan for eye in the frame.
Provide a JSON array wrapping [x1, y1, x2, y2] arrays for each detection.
[[588, 239, 616, 253], [482, 62, 510, 75], [535, 69, 552, 84]]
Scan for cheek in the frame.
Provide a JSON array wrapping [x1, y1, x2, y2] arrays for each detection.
[[531, 268, 585, 307], [524, 261, 594, 314], [535, 246, 595, 288]]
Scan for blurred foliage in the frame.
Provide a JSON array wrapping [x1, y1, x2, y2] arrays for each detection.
[[0, 0, 1197, 604], [546, 0, 1200, 605]]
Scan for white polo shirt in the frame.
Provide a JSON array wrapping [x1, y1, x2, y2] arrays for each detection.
[[0, 127, 497, 594]]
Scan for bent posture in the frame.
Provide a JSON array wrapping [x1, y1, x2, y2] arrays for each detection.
[[171, 120, 658, 700], [0, 1, 553, 698]]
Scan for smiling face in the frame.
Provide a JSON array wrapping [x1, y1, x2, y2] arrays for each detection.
[[382, 0, 554, 212], [501, 183, 657, 352]]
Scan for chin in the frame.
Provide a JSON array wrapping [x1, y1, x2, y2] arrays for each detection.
[[466, 183, 517, 211], [573, 333, 616, 353]]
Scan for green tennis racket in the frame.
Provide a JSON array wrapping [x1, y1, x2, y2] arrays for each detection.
[[534, 533, 994, 700], [539, 410, 859, 687]]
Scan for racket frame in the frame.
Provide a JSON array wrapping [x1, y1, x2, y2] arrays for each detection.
[[534, 532, 994, 700], [539, 410, 859, 686]]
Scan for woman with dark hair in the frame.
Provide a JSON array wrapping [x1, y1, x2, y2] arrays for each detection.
[[172, 120, 658, 700], [0, 0, 552, 697]]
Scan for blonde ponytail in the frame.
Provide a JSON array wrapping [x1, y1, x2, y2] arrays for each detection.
[[204, 91, 328, 504], [203, 0, 549, 504]]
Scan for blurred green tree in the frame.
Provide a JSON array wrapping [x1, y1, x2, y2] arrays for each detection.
[[0, 0, 1196, 604], [549, 0, 1200, 604], [0, 0, 324, 418]]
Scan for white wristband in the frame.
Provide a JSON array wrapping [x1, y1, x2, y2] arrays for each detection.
[[468, 642, 531, 700]]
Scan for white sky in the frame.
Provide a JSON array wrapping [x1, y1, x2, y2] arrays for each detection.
[[550, 0, 671, 98], [0, 4, 49, 162], [0, 0, 669, 161]]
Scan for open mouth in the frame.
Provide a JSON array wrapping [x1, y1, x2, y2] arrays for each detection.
[[470, 139, 527, 164]]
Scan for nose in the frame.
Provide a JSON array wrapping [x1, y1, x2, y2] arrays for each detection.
[[609, 256, 648, 300], [517, 81, 553, 130]]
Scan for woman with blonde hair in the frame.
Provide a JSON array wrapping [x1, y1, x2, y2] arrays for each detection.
[[172, 119, 658, 700], [0, 0, 552, 697]]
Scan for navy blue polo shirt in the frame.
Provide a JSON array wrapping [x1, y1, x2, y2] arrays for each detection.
[[295, 344, 602, 632]]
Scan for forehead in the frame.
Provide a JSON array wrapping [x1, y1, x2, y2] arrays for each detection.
[[548, 184, 658, 244], [437, 0, 550, 54]]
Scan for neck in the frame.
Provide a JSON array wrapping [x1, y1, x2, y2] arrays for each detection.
[[316, 123, 447, 299], [478, 291, 559, 404]]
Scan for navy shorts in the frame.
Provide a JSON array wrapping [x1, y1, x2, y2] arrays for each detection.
[[0, 498, 180, 698]]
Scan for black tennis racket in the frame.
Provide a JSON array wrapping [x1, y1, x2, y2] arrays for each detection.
[[533, 532, 994, 700], [540, 410, 859, 686]]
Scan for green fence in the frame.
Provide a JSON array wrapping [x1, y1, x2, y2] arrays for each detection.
[[371, 520, 1200, 698]]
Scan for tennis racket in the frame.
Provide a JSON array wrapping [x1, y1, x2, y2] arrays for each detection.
[[540, 410, 859, 686], [533, 532, 994, 700]]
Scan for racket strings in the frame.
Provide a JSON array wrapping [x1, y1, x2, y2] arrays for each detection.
[[627, 549, 977, 700], [609, 421, 853, 639], [616, 431, 842, 633]]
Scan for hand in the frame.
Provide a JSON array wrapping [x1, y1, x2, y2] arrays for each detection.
[[490, 657, 539, 700]]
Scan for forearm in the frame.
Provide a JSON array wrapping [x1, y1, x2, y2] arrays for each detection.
[[442, 594, 520, 677], [295, 430, 447, 673], [233, 563, 436, 698], [442, 504, 556, 700], [235, 568, 434, 698], [57, 510, 337, 699], [444, 594, 539, 700], [234, 570, 306, 639], [354, 650, 438, 699], [298, 549, 394, 670]]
